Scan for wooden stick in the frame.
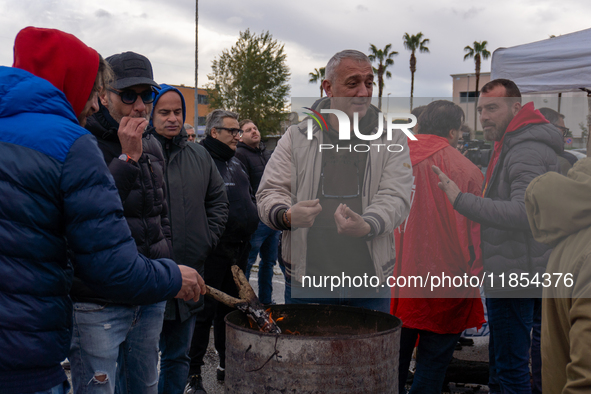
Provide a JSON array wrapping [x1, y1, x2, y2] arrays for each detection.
[[231, 265, 281, 334], [231, 265, 260, 303], [205, 285, 244, 308]]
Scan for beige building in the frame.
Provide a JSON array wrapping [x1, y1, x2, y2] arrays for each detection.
[[170, 85, 212, 138], [451, 72, 491, 135]]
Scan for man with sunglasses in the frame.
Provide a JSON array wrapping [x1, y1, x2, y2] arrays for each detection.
[[187, 109, 260, 393], [69, 51, 183, 394], [185, 123, 197, 142]]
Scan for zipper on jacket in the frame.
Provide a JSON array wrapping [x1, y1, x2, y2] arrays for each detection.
[[363, 151, 371, 198], [139, 155, 151, 254]]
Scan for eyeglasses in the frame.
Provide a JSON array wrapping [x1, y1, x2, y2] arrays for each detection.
[[557, 125, 570, 137], [216, 127, 243, 137], [320, 162, 360, 199], [108, 88, 155, 105], [187, 134, 196, 140]]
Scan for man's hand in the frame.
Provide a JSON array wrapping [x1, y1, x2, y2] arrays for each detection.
[[334, 204, 371, 237], [175, 265, 206, 302], [287, 199, 322, 228], [432, 165, 461, 204], [119, 116, 147, 162]]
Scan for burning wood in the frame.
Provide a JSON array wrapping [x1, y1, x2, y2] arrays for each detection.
[[205, 266, 281, 334]]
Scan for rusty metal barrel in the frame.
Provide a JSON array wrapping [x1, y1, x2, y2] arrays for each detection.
[[225, 304, 401, 394]]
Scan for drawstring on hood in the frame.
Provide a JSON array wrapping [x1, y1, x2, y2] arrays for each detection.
[[13, 26, 99, 118]]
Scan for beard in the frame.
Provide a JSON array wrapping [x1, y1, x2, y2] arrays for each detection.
[[482, 112, 514, 142]]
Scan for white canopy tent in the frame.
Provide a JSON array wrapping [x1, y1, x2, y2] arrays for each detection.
[[491, 28, 591, 94], [491, 29, 591, 147]]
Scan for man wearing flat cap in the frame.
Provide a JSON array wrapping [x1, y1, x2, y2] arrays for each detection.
[[68, 51, 180, 394]]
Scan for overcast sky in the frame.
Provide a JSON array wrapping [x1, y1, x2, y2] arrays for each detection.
[[1, 0, 590, 99]]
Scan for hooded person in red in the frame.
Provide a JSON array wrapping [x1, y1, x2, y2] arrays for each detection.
[[392, 100, 484, 394], [13, 26, 99, 125]]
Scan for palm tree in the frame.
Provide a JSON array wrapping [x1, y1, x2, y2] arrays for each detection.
[[368, 43, 397, 111], [403, 32, 430, 111], [309, 67, 326, 97], [464, 41, 491, 131]]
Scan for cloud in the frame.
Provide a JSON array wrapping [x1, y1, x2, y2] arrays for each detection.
[[95, 9, 111, 18], [2, 0, 591, 98], [462, 7, 484, 19]]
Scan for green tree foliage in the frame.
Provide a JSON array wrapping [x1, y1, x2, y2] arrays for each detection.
[[368, 43, 397, 111], [207, 29, 290, 136], [403, 32, 430, 111], [309, 67, 325, 97], [464, 41, 491, 131]]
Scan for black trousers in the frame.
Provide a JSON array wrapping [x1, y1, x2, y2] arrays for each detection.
[[188, 239, 250, 375]]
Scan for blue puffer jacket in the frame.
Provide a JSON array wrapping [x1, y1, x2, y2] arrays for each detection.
[[0, 67, 182, 393]]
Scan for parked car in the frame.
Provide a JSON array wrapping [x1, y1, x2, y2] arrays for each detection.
[[569, 149, 587, 160]]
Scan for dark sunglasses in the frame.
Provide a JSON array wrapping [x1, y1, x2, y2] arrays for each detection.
[[108, 88, 155, 105], [216, 127, 243, 137], [557, 125, 570, 137]]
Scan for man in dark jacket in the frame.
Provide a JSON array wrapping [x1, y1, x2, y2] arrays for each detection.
[[0, 27, 203, 394], [187, 109, 260, 393], [235, 119, 280, 304], [68, 51, 177, 394], [148, 85, 229, 394], [538, 107, 578, 175], [434, 79, 562, 394]]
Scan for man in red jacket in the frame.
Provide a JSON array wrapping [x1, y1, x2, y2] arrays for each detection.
[[392, 100, 484, 394]]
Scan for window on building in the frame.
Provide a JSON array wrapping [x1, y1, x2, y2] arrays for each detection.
[[198, 94, 209, 105], [460, 91, 479, 103], [198, 116, 206, 126]]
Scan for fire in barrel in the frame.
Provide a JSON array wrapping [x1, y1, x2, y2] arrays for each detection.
[[225, 304, 402, 394]]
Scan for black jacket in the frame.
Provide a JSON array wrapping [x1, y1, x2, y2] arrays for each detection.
[[202, 136, 260, 241], [152, 128, 229, 321], [71, 105, 173, 303], [454, 104, 563, 296], [235, 141, 272, 195]]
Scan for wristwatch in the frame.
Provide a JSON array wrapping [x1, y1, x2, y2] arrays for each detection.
[[118, 153, 136, 165]]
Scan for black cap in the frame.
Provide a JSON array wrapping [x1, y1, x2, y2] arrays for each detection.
[[106, 51, 160, 90]]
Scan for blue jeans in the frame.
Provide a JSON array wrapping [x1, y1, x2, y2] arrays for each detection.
[[158, 314, 196, 394], [486, 297, 541, 394], [69, 302, 166, 394], [398, 328, 461, 394], [531, 300, 542, 394], [245, 221, 280, 304], [285, 279, 391, 313], [31, 381, 70, 394]]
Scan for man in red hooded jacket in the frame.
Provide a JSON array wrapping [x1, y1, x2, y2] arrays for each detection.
[[434, 79, 562, 394], [392, 100, 485, 394]]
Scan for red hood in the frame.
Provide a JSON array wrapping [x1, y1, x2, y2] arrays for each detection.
[[13, 27, 99, 118], [408, 134, 450, 166], [494, 101, 549, 149]]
